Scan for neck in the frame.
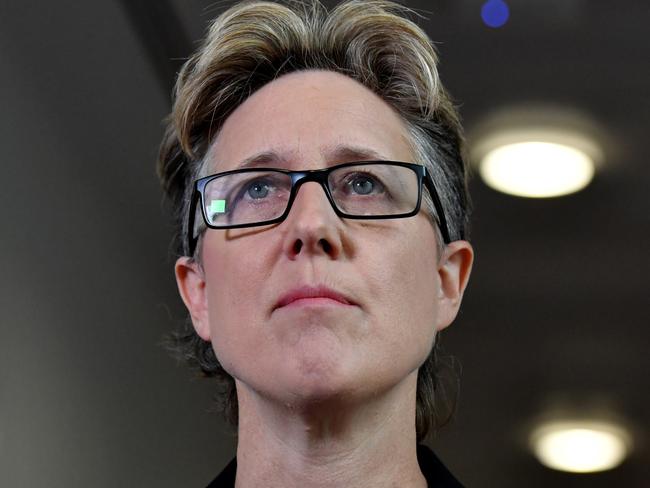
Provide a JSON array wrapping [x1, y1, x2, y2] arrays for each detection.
[[233, 372, 427, 488]]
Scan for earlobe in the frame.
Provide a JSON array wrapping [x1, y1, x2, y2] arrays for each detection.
[[174, 257, 211, 341], [435, 240, 474, 331]]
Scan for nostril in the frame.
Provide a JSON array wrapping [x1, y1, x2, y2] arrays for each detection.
[[291, 238, 333, 256], [319, 238, 332, 255]]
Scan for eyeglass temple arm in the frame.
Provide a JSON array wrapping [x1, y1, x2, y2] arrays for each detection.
[[187, 189, 199, 256], [423, 175, 452, 244]]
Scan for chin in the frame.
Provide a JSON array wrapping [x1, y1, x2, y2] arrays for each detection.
[[264, 352, 359, 406], [292, 358, 348, 395]]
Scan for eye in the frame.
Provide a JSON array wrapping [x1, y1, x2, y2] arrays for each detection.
[[350, 176, 375, 195], [246, 180, 270, 199], [341, 172, 386, 196]]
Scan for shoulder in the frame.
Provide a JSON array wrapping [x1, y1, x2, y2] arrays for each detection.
[[206, 457, 236, 487], [417, 444, 465, 487]]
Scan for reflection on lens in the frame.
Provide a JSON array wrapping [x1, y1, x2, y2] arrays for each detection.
[[204, 171, 291, 226]]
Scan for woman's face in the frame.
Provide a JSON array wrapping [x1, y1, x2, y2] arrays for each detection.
[[177, 70, 468, 406]]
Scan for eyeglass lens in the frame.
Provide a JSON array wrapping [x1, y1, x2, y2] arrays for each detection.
[[202, 164, 419, 227]]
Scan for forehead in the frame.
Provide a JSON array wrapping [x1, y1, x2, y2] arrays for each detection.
[[206, 70, 414, 172]]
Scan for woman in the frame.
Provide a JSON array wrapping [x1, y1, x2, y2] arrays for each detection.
[[158, 1, 474, 486]]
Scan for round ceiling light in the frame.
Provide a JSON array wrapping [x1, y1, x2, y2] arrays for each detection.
[[530, 420, 632, 473], [470, 110, 605, 198], [480, 141, 595, 197]]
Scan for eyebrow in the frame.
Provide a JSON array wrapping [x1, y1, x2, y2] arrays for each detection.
[[235, 151, 285, 169], [329, 145, 389, 163], [234, 144, 391, 170]]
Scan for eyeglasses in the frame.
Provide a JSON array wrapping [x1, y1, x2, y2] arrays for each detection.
[[187, 161, 451, 255]]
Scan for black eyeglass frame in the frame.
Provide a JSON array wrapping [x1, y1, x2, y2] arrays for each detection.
[[186, 161, 451, 255]]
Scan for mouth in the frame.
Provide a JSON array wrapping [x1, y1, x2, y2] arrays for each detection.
[[275, 285, 356, 310]]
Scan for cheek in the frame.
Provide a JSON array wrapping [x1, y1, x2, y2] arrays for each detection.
[[395, 254, 438, 342], [202, 234, 269, 306], [200, 236, 272, 358], [374, 225, 438, 305], [363, 228, 440, 356]]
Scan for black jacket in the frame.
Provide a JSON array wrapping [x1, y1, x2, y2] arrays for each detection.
[[206, 444, 463, 487]]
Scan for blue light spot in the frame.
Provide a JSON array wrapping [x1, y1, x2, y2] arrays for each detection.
[[481, 0, 510, 28]]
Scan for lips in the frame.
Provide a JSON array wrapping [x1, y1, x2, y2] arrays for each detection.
[[275, 285, 355, 310]]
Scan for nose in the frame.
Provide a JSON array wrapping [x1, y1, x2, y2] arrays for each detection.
[[282, 181, 343, 260]]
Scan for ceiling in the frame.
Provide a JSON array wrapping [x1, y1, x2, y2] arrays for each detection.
[[1, 0, 648, 486]]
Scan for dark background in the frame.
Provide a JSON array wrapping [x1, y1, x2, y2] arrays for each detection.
[[1, 1, 648, 486]]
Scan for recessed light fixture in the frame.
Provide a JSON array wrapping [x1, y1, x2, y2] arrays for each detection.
[[480, 140, 595, 197], [530, 420, 632, 473], [470, 109, 605, 198]]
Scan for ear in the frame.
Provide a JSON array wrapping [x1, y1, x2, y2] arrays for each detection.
[[174, 257, 211, 341], [435, 240, 474, 331]]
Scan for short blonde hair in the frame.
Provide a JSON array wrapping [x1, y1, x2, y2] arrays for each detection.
[[158, 0, 469, 442]]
